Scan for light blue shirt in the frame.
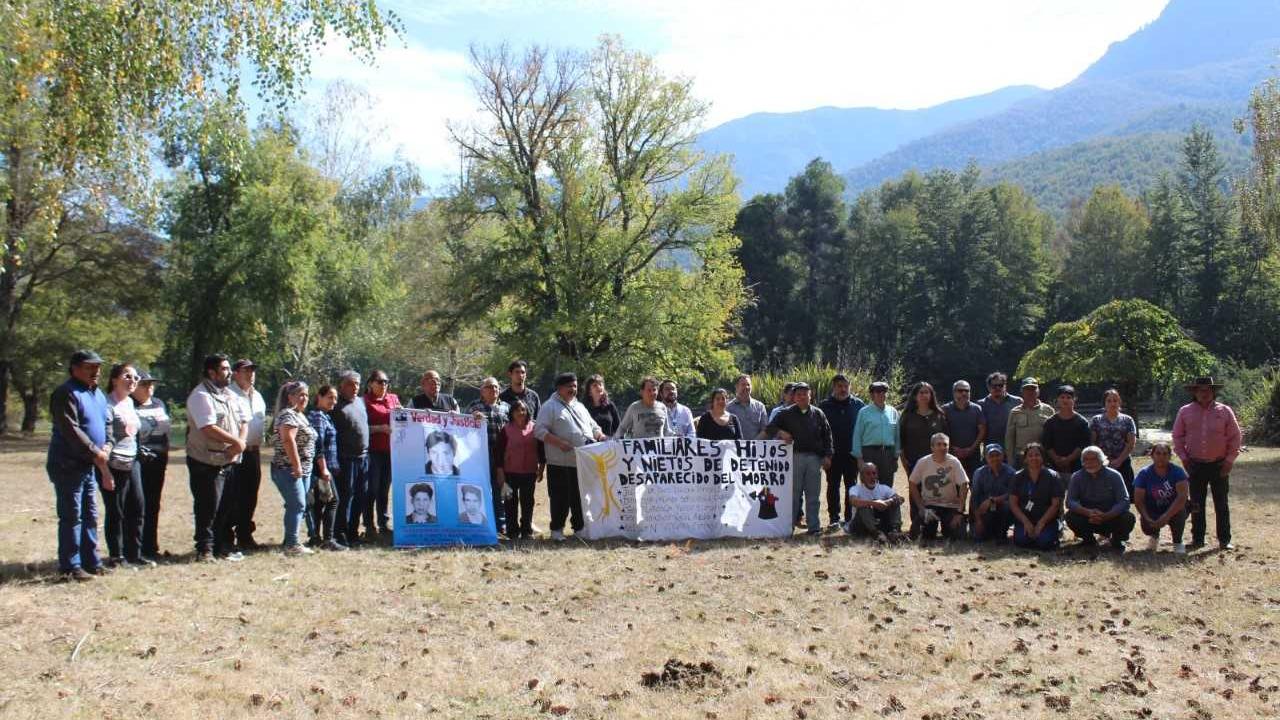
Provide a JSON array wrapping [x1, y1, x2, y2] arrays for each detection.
[[851, 403, 899, 458]]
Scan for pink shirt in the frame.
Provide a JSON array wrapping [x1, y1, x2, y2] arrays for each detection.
[[499, 422, 539, 475], [1172, 401, 1241, 466], [363, 392, 401, 453]]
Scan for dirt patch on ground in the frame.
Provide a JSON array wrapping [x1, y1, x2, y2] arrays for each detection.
[[640, 659, 727, 692]]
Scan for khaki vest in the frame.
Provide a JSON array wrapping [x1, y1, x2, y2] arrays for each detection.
[[186, 380, 244, 467]]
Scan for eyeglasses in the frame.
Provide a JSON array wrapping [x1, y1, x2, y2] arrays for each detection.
[[122, 374, 139, 381]]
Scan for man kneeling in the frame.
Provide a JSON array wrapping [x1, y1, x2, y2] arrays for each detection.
[[846, 463, 903, 541], [971, 444, 1015, 542], [1066, 446, 1136, 551], [909, 433, 969, 541]]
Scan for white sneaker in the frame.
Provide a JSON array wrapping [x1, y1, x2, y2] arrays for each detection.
[[219, 551, 245, 562], [1173, 543, 1187, 556], [1147, 536, 1159, 552], [550, 530, 566, 542], [285, 545, 315, 556]]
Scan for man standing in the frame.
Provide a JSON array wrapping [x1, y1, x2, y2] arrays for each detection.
[[851, 381, 899, 489], [615, 377, 672, 439], [186, 354, 248, 562], [977, 372, 1018, 457], [766, 383, 834, 537], [331, 371, 370, 547], [1004, 378, 1055, 468], [726, 374, 768, 441], [1065, 446, 1135, 550], [819, 374, 865, 529], [410, 370, 460, 412], [228, 359, 266, 550], [942, 380, 986, 478], [659, 380, 696, 438], [47, 350, 112, 581], [534, 373, 605, 541], [846, 463, 904, 541], [769, 383, 797, 423], [1041, 385, 1091, 476], [1172, 376, 1242, 550], [468, 377, 510, 535]]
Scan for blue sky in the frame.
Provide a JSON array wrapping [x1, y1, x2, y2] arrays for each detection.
[[298, 0, 1171, 190]]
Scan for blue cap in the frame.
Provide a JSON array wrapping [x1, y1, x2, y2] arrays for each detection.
[[985, 444, 1005, 457]]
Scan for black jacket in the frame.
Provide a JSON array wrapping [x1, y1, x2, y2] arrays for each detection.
[[819, 394, 865, 455]]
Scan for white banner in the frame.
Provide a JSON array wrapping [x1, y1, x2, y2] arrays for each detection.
[[574, 438, 794, 541]]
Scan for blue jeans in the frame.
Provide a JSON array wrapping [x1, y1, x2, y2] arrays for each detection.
[[334, 455, 368, 544], [270, 465, 311, 548], [792, 452, 823, 535], [367, 451, 392, 533], [1013, 520, 1060, 550], [48, 459, 101, 572]]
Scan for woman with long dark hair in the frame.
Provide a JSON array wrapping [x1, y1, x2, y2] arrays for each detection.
[[307, 385, 346, 550], [583, 374, 620, 439], [1090, 388, 1138, 500], [103, 363, 150, 567], [696, 389, 742, 440], [1009, 443, 1066, 550], [898, 381, 948, 537]]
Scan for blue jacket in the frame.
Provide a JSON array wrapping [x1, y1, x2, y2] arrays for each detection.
[[48, 378, 109, 469]]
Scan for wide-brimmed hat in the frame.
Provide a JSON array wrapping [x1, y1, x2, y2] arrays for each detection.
[[1184, 376, 1224, 392]]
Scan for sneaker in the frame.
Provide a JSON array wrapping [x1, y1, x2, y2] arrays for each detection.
[[1146, 536, 1160, 552], [1173, 543, 1187, 556], [238, 536, 262, 551], [550, 530, 566, 542], [84, 564, 110, 576], [218, 551, 245, 562], [196, 551, 217, 563], [1220, 541, 1235, 551], [322, 539, 349, 552], [1188, 539, 1206, 550], [132, 556, 158, 568], [104, 556, 127, 568], [828, 521, 843, 531], [62, 567, 94, 582], [284, 544, 315, 556]]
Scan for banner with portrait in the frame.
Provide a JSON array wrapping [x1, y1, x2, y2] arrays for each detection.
[[390, 408, 497, 547], [574, 438, 794, 541]]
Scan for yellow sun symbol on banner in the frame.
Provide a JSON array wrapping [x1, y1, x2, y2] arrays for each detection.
[[591, 448, 618, 518]]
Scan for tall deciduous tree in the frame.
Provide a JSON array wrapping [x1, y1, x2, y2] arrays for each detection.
[[438, 37, 745, 385], [1057, 185, 1151, 319], [0, 0, 398, 430]]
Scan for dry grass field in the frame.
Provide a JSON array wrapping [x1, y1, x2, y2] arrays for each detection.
[[2, 438, 1278, 719]]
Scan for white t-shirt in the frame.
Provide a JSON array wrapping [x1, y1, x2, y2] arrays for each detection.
[[187, 386, 221, 429], [849, 482, 897, 502], [908, 453, 970, 509], [230, 384, 267, 447]]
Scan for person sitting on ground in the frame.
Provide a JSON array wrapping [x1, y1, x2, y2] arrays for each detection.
[[846, 462, 904, 541], [970, 444, 1016, 542], [1065, 445, 1135, 551], [908, 432, 969, 542], [1133, 441, 1190, 555], [1008, 443, 1064, 550]]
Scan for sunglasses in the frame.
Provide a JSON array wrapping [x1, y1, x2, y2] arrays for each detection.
[[990, 383, 1005, 388]]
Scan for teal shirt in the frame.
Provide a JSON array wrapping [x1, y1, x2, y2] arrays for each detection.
[[851, 403, 899, 458]]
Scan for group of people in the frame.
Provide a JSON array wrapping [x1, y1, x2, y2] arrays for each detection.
[[45, 348, 1242, 581]]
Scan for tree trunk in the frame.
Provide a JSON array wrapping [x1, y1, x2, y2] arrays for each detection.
[[20, 386, 39, 435], [0, 360, 10, 435]]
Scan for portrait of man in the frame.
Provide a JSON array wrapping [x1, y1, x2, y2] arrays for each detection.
[[457, 484, 486, 525], [425, 430, 461, 476], [405, 482, 437, 524]]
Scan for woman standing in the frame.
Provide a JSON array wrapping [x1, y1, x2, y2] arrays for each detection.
[[1089, 388, 1138, 501], [362, 370, 400, 542], [271, 381, 317, 555], [696, 389, 742, 440], [898, 381, 948, 536], [103, 364, 149, 567], [583, 374, 621, 439], [307, 385, 346, 551], [132, 371, 170, 562], [497, 400, 539, 539]]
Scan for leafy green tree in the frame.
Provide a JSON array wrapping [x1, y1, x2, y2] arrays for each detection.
[[783, 158, 848, 362], [1056, 185, 1151, 319], [1176, 125, 1234, 348], [1017, 299, 1215, 401], [1144, 175, 1187, 311], [162, 117, 390, 386], [734, 193, 799, 369], [438, 38, 745, 387], [1, 0, 398, 430]]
